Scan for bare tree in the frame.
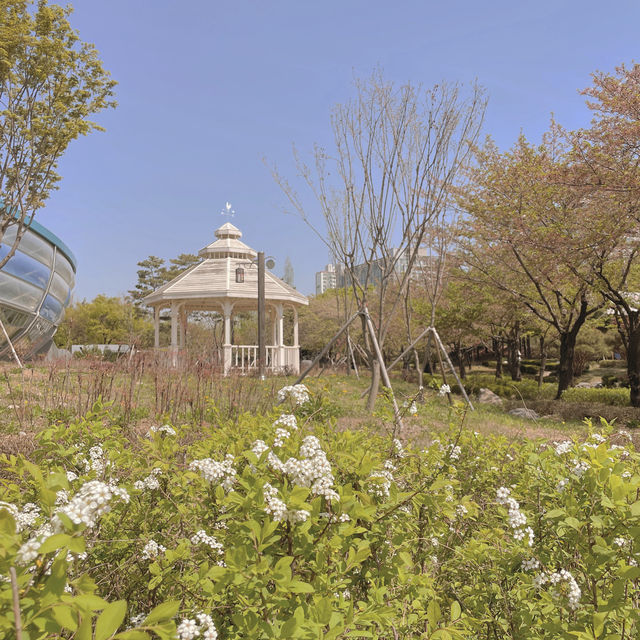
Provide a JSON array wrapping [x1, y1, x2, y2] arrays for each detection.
[[273, 71, 485, 409]]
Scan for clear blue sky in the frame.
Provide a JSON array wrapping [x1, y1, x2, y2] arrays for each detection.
[[38, 0, 640, 300]]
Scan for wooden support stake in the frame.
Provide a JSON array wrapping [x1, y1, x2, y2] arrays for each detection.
[[430, 327, 474, 410], [346, 332, 359, 379], [362, 306, 404, 433], [290, 311, 362, 388], [386, 326, 431, 372]]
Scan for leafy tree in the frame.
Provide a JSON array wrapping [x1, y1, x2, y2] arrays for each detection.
[[129, 253, 200, 308], [55, 295, 152, 348], [0, 0, 116, 269], [570, 63, 640, 406], [282, 256, 295, 288], [459, 131, 602, 398]]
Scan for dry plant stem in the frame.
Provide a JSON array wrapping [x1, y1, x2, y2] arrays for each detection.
[[9, 567, 22, 640]]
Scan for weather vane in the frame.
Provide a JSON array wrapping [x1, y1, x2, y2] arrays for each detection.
[[220, 202, 235, 218]]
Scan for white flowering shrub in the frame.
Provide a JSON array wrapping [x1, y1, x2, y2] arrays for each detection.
[[2, 395, 640, 638]]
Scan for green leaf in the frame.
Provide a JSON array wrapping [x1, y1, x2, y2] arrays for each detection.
[[450, 600, 461, 620], [52, 605, 78, 631], [144, 600, 180, 625], [288, 580, 314, 593], [95, 600, 127, 640]]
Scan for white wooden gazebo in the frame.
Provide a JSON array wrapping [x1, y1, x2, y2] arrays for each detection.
[[143, 222, 308, 374]]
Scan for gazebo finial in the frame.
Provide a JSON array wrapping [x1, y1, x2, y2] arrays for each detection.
[[220, 201, 235, 218]]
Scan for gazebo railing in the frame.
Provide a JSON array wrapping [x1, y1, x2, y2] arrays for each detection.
[[228, 345, 299, 373]]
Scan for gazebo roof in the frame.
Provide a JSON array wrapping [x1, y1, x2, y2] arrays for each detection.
[[143, 223, 308, 308]]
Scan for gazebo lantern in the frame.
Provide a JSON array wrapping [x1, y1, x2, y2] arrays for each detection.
[[143, 222, 308, 374]]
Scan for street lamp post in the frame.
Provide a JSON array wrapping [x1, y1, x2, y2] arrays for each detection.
[[257, 251, 266, 379]]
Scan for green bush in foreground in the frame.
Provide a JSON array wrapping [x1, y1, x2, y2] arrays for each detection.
[[1, 388, 640, 638]]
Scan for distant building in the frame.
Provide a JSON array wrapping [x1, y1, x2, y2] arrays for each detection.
[[315, 264, 337, 295], [316, 247, 432, 294]]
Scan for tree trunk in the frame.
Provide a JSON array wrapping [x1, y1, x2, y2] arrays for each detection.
[[366, 359, 381, 412], [537, 335, 546, 390], [413, 347, 423, 389], [556, 330, 579, 399], [627, 325, 640, 407], [456, 342, 466, 380], [493, 338, 503, 379]]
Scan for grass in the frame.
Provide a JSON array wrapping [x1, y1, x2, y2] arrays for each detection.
[[4, 356, 636, 458]]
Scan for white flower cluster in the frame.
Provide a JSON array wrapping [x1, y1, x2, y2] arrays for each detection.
[[496, 487, 534, 546], [571, 460, 590, 478], [534, 569, 581, 610], [393, 439, 406, 458], [267, 436, 339, 502], [368, 469, 394, 499], [176, 613, 217, 640], [262, 483, 309, 523], [56, 490, 69, 505], [273, 428, 290, 448], [590, 433, 607, 444], [521, 557, 540, 571], [274, 414, 298, 430], [191, 530, 224, 555], [55, 480, 130, 529], [557, 478, 569, 492], [292, 436, 339, 501], [456, 504, 468, 518], [439, 384, 451, 397], [277, 384, 310, 406], [614, 536, 630, 548], [0, 501, 40, 532], [554, 441, 573, 456], [141, 539, 166, 560], [252, 439, 269, 457], [147, 424, 176, 437], [66, 471, 78, 482], [134, 467, 162, 491], [189, 455, 236, 492], [447, 444, 461, 461], [76, 445, 107, 474]]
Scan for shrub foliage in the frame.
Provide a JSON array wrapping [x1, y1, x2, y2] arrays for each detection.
[[1, 388, 640, 638]]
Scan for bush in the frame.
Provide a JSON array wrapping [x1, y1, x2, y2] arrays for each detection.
[[2, 393, 640, 637]]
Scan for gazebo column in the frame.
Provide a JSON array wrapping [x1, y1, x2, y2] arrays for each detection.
[[179, 307, 187, 349], [222, 301, 234, 375], [154, 307, 160, 349], [293, 307, 300, 374], [276, 303, 284, 372], [170, 302, 178, 366]]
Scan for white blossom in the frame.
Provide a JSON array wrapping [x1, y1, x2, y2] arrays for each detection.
[[277, 384, 310, 406], [134, 468, 162, 491], [147, 424, 176, 437], [439, 384, 451, 397], [191, 530, 224, 555], [273, 428, 290, 448], [554, 441, 573, 456], [141, 539, 166, 560], [274, 414, 298, 430], [189, 455, 236, 492]]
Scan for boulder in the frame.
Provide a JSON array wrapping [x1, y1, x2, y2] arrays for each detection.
[[477, 388, 503, 406], [508, 407, 540, 420], [575, 381, 593, 388]]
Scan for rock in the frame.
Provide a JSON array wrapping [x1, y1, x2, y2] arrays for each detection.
[[508, 408, 540, 420], [477, 388, 503, 405], [575, 381, 593, 388], [300, 359, 313, 370]]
